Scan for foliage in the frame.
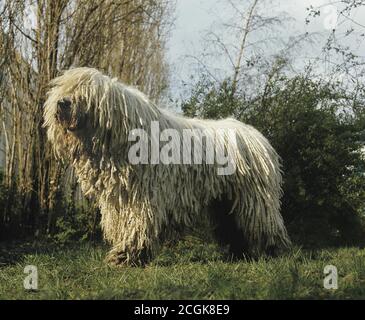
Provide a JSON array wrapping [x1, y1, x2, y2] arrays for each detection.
[[0, 172, 27, 240], [0, 170, 101, 243], [182, 79, 239, 119], [51, 201, 101, 245], [181, 73, 365, 248]]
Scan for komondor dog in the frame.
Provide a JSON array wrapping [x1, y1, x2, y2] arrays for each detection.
[[44, 67, 290, 265]]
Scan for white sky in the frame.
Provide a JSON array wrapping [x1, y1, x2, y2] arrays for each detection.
[[166, 0, 365, 100]]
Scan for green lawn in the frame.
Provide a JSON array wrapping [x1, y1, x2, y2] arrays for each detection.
[[0, 238, 364, 299]]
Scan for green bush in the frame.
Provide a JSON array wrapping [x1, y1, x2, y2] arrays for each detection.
[[0, 171, 24, 240], [0, 171, 101, 243], [181, 74, 365, 248], [50, 184, 101, 244], [249, 77, 365, 247], [52, 204, 101, 245]]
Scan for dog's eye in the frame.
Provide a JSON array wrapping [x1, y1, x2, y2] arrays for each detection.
[[57, 98, 72, 110]]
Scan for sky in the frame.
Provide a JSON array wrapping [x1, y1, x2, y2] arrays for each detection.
[[166, 0, 365, 101]]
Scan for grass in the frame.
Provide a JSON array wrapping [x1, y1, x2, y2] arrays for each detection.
[[0, 237, 364, 299]]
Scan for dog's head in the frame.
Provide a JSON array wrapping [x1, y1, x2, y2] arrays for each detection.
[[43, 68, 110, 160], [43, 67, 154, 160], [54, 95, 87, 132], [43, 68, 101, 135]]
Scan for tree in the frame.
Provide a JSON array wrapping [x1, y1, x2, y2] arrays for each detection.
[[306, 1, 365, 86], [0, 0, 175, 239], [181, 0, 311, 105]]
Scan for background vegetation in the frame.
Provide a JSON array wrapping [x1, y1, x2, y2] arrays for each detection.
[[182, 71, 365, 247]]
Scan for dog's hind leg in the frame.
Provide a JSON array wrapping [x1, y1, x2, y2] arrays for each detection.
[[209, 198, 250, 259]]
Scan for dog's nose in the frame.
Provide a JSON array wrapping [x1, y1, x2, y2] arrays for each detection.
[[57, 98, 71, 110]]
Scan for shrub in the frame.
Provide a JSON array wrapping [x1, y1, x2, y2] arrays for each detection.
[[181, 75, 365, 248]]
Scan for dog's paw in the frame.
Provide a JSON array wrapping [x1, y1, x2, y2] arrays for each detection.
[[105, 249, 150, 267]]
